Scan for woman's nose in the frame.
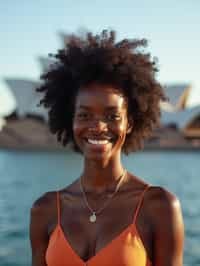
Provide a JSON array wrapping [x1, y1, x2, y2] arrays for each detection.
[[88, 119, 107, 132]]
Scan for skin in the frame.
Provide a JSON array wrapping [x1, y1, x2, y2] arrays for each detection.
[[30, 83, 184, 266]]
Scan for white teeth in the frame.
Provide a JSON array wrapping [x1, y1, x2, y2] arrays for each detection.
[[87, 139, 109, 145]]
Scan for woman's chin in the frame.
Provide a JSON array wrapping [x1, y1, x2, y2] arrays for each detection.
[[83, 149, 112, 163]]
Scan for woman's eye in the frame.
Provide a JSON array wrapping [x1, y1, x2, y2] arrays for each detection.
[[77, 113, 90, 119], [107, 114, 121, 120]]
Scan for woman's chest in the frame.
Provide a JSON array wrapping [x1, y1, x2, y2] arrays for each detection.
[[55, 195, 153, 262]]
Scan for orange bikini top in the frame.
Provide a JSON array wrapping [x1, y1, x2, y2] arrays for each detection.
[[46, 185, 152, 266]]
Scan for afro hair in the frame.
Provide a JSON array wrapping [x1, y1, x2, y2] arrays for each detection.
[[37, 29, 166, 154]]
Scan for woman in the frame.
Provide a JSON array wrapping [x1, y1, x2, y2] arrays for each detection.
[[30, 30, 184, 266]]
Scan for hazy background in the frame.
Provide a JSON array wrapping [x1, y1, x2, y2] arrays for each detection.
[[0, 1, 199, 265]]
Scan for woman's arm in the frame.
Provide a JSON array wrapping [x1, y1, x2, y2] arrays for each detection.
[[29, 192, 55, 266], [149, 187, 184, 266]]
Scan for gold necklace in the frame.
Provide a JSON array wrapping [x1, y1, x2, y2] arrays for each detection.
[[80, 170, 127, 223]]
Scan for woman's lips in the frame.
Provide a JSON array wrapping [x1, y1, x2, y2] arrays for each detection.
[[87, 139, 109, 144], [85, 138, 113, 151]]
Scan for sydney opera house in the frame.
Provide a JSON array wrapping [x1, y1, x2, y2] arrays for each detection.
[[0, 35, 200, 150]]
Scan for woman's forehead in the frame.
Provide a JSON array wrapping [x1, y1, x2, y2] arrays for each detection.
[[75, 84, 128, 109]]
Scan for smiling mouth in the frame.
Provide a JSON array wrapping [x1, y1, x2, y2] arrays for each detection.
[[87, 139, 109, 145], [86, 138, 112, 145]]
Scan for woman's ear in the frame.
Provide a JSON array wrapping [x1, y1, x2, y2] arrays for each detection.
[[126, 118, 133, 134]]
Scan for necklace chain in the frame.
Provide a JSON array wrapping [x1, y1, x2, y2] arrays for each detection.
[[80, 170, 127, 222]]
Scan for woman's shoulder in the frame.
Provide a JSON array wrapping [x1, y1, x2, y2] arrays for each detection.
[[129, 174, 181, 213], [147, 185, 180, 208], [145, 186, 184, 264], [30, 190, 57, 222], [146, 185, 183, 228], [31, 190, 57, 209]]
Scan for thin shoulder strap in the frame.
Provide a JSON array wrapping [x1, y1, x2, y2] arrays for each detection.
[[56, 191, 61, 225], [133, 184, 151, 224]]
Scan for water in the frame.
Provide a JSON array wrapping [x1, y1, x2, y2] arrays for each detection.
[[0, 150, 199, 266]]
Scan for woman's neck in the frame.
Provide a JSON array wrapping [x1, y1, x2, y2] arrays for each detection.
[[81, 158, 125, 192]]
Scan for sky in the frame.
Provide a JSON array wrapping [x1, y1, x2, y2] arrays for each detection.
[[0, 0, 200, 115]]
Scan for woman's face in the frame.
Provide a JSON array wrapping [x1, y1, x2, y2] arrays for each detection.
[[73, 83, 131, 162]]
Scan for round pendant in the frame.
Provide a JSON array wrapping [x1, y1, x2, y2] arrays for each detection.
[[89, 213, 96, 223]]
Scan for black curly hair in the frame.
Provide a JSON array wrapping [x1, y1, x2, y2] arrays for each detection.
[[37, 29, 166, 154]]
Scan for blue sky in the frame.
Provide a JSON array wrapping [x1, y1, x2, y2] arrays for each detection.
[[0, 0, 200, 114]]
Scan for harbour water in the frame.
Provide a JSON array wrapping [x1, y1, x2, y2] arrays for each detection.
[[0, 150, 199, 265]]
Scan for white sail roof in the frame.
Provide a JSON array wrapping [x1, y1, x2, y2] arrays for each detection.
[[161, 83, 191, 110], [4, 78, 48, 121], [161, 105, 200, 128]]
